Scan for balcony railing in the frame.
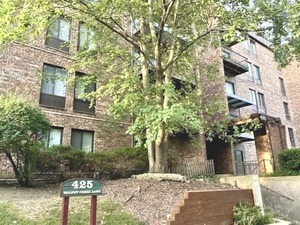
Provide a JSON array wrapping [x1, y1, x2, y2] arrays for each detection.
[[227, 93, 253, 109], [222, 47, 248, 77]]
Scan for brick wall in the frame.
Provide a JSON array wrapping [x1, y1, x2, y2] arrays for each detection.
[[254, 122, 287, 173], [282, 61, 300, 148], [206, 139, 233, 174], [0, 31, 132, 177], [0, 154, 15, 178], [0, 42, 132, 152], [231, 39, 296, 150], [167, 189, 254, 225]]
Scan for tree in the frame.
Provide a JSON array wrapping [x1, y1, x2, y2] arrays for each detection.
[[0, 94, 50, 186], [0, 0, 289, 172], [255, 0, 300, 67]]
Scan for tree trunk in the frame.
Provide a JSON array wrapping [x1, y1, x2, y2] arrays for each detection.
[[148, 128, 168, 173], [147, 139, 155, 172], [4, 150, 25, 186], [23, 149, 30, 186]]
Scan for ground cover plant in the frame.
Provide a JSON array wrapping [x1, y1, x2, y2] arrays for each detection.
[[0, 198, 144, 225], [233, 202, 273, 225]]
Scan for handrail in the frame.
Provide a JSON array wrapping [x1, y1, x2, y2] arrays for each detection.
[[222, 46, 248, 67]]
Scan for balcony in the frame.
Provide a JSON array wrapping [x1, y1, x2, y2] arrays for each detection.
[[222, 47, 248, 77], [237, 132, 255, 142], [227, 93, 253, 109]]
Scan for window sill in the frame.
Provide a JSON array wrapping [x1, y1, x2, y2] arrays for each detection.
[[39, 104, 66, 111], [73, 110, 96, 115]]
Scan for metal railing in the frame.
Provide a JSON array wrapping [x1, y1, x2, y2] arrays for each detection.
[[222, 46, 248, 69], [235, 160, 259, 175], [170, 159, 215, 177]]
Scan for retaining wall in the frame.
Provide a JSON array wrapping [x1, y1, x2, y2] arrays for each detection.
[[167, 189, 254, 225], [260, 176, 300, 223], [219, 175, 300, 224]]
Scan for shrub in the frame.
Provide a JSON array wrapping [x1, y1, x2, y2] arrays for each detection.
[[278, 148, 300, 174], [35, 150, 61, 173], [36, 146, 148, 180], [86, 147, 148, 179], [233, 202, 273, 225], [36, 145, 87, 173]]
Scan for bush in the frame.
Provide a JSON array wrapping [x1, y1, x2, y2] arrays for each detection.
[[278, 148, 300, 174], [233, 202, 273, 225], [36, 145, 148, 180], [35, 150, 61, 173], [36, 145, 87, 173], [86, 147, 148, 179]]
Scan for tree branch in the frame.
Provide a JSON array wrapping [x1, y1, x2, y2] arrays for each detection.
[[163, 27, 217, 73], [60, 0, 140, 50]]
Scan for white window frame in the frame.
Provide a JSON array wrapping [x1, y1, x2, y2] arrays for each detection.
[[44, 127, 63, 148], [48, 17, 71, 42], [249, 89, 257, 111], [41, 64, 67, 97]]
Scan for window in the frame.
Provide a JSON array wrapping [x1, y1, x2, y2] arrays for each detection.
[[78, 23, 95, 50], [258, 92, 266, 113], [288, 128, 295, 147], [253, 65, 261, 85], [247, 62, 253, 81], [44, 127, 63, 148], [250, 40, 257, 56], [74, 72, 96, 113], [46, 17, 71, 51], [71, 129, 94, 152], [283, 102, 290, 120], [40, 64, 67, 109], [225, 81, 235, 95], [242, 40, 249, 50], [279, 78, 286, 96], [234, 150, 245, 175], [249, 89, 257, 111]]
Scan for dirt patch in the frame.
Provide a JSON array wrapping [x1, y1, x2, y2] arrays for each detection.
[[0, 178, 236, 225]]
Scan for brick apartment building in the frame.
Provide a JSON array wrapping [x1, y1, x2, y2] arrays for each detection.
[[282, 60, 300, 148], [206, 33, 298, 175], [0, 18, 132, 177], [0, 17, 298, 177]]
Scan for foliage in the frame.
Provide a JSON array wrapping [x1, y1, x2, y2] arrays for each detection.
[[260, 169, 300, 177], [85, 147, 148, 179], [0, 199, 144, 225], [0, 93, 50, 186], [206, 118, 263, 143], [255, 0, 300, 67], [189, 174, 217, 182], [36, 145, 148, 179], [278, 148, 300, 174], [0, 0, 296, 172], [36, 145, 86, 174], [233, 202, 273, 225]]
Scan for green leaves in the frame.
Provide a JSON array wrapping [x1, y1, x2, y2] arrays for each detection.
[[0, 93, 50, 186], [233, 202, 273, 225], [278, 148, 300, 173], [0, 0, 52, 47]]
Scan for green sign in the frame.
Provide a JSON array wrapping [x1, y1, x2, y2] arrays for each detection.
[[60, 179, 103, 197]]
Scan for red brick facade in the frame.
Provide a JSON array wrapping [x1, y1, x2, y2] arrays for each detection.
[[0, 38, 132, 153], [205, 33, 298, 175], [0, 23, 298, 177]]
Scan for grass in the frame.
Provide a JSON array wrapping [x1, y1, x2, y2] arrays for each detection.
[[0, 198, 144, 225]]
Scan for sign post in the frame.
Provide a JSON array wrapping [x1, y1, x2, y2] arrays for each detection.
[[60, 179, 103, 225]]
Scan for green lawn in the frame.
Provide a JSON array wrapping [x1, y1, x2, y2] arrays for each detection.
[[0, 198, 144, 225]]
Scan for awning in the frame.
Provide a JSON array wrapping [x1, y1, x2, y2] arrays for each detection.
[[237, 132, 255, 142], [227, 93, 253, 108]]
